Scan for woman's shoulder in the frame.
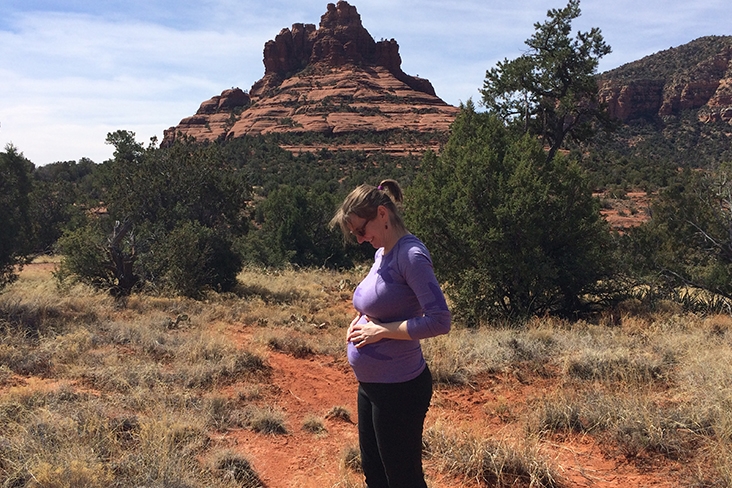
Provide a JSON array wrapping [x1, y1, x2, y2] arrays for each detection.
[[397, 234, 432, 264]]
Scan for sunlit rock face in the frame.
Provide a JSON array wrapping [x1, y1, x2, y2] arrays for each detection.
[[163, 1, 458, 154], [597, 37, 732, 124]]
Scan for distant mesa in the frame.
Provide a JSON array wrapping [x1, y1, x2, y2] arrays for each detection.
[[163, 1, 459, 155]]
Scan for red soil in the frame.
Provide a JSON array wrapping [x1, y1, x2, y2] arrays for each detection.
[[215, 326, 685, 488], [598, 191, 651, 232], [10, 238, 692, 488]]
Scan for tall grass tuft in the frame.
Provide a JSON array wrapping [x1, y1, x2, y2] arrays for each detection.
[[240, 405, 288, 435], [214, 451, 266, 488], [425, 424, 559, 487]]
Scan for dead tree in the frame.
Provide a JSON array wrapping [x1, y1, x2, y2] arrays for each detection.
[[107, 219, 138, 296]]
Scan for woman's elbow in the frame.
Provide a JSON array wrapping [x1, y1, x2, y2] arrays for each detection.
[[436, 311, 451, 336]]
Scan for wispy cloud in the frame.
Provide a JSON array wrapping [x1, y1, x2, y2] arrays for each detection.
[[0, 11, 267, 163], [1, 0, 731, 165]]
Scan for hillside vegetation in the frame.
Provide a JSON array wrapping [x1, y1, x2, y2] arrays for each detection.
[[604, 35, 732, 81], [589, 35, 732, 187]]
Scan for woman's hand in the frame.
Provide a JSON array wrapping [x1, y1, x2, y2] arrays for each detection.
[[346, 313, 362, 343], [347, 314, 385, 348], [347, 313, 413, 348]]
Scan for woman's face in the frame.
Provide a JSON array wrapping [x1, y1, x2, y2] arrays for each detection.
[[348, 213, 380, 248]]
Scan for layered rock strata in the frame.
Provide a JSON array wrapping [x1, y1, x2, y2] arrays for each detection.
[[163, 1, 458, 152], [598, 36, 732, 124]]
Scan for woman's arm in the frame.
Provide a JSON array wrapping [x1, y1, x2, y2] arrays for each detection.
[[402, 246, 451, 340], [347, 243, 451, 348]]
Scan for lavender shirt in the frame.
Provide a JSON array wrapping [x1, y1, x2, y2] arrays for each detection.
[[348, 234, 451, 383]]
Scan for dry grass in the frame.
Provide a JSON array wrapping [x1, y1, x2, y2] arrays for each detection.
[[425, 423, 558, 487], [3, 263, 732, 486], [302, 414, 328, 434], [325, 405, 353, 423], [213, 450, 266, 487]]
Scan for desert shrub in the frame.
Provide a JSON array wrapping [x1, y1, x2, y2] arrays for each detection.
[[55, 219, 119, 291], [407, 105, 614, 324], [139, 221, 242, 297], [214, 451, 266, 488], [302, 415, 327, 434]]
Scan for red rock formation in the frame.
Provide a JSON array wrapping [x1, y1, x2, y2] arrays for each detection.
[[251, 1, 436, 98], [598, 37, 732, 124], [163, 1, 454, 151], [598, 80, 665, 121], [195, 88, 250, 115]]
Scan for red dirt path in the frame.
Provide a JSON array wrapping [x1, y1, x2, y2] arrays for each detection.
[[215, 326, 684, 488]]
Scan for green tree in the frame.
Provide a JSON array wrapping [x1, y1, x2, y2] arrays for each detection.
[[481, 0, 612, 162], [624, 164, 732, 302], [55, 218, 117, 291], [139, 220, 242, 297], [0, 144, 34, 289], [407, 105, 613, 323], [60, 132, 250, 297], [242, 184, 352, 268], [29, 158, 97, 254]]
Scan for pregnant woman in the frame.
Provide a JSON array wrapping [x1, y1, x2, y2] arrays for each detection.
[[330, 179, 451, 488]]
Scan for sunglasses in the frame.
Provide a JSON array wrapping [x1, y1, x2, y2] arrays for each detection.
[[350, 217, 373, 238]]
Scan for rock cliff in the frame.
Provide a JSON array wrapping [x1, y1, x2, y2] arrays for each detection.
[[598, 36, 732, 124], [163, 1, 458, 154]]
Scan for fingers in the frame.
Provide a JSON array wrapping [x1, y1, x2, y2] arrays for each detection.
[[347, 313, 361, 342], [347, 313, 375, 348], [349, 313, 362, 328], [347, 326, 362, 343], [347, 324, 367, 347]]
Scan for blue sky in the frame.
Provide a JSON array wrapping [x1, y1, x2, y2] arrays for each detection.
[[1, 0, 730, 166]]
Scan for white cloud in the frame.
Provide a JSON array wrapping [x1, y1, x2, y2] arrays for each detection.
[[1, 0, 731, 165], [0, 11, 270, 164]]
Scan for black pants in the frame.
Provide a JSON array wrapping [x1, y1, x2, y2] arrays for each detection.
[[357, 366, 432, 488]]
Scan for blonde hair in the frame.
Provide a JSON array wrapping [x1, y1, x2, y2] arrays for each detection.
[[330, 179, 405, 242]]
